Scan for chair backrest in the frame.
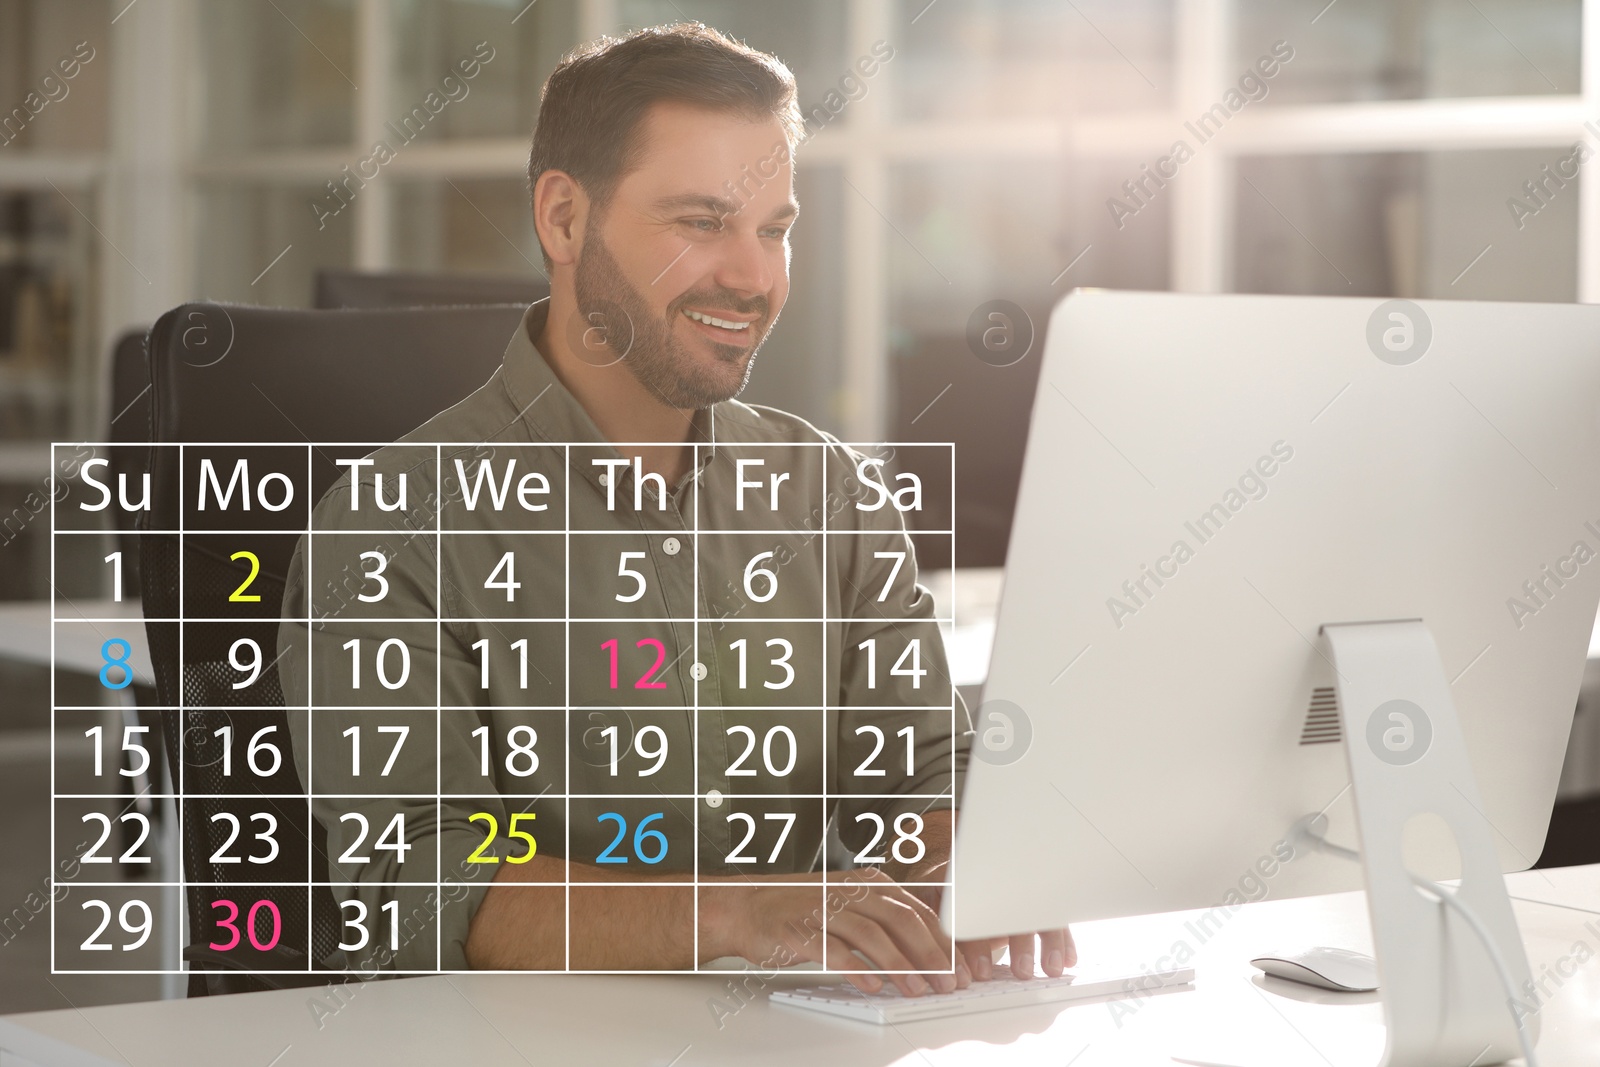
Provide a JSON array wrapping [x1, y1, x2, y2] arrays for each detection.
[[140, 301, 526, 993]]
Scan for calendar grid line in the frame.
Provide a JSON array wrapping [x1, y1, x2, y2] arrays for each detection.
[[820, 445, 829, 964], [563, 443, 571, 971], [63, 879, 958, 889], [53, 440, 952, 448], [62, 615, 960, 625], [692, 443, 701, 971], [177, 444, 188, 977], [48, 445, 56, 976], [58, 529, 954, 537], [306, 439, 316, 969], [949, 439, 958, 951], [435, 442, 443, 972]]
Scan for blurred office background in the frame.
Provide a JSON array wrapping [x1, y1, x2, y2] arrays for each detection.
[[1, 0, 1598, 1011]]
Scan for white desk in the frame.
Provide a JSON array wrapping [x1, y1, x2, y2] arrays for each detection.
[[2, 866, 1597, 1066]]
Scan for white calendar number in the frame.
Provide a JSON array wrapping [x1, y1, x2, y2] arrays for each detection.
[[358, 551, 390, 602], [214, 724, 282, 778], [208, 812, 279, 865], [600, 723, 667, 776], [337, 899, 400, 953], [80, 812, 151, 865], [104, 551, 123, 602], [485, 550, 520, 601], [342, 637, 411, 690], [728, 637, 794, 690], [726, 724, 797, 778], [853, 724, 916, 777], [872, 551, 905, 602], [856, 638, 925, 689], [471, 638, 531, 690], [337, 812, 411, 864], [84, 725, 150, 779], [854, 812, 926, 866], [80, 900, 151, 952], [726, 812, 795, 864], [342, 724, 410, 776], [228, 638, 263, 689], [471, 724, 540, 778], [616, 551, 647, 602], [743, 551, 778, 603]]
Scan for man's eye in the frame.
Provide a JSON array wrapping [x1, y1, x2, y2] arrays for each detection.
[[686, 218, 721, 233]]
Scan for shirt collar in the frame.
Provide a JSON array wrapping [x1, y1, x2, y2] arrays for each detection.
[[500, 298, 719, 493]]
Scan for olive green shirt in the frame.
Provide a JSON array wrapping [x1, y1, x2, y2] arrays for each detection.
[[279, 299, 966, 971]]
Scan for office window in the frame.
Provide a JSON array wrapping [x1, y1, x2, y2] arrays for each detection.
[[390, 177, 541, 277], [1235, 0, 1582, 105], [619, 0, 851, 105], [0, 0, 109, 445], [1233, 152, 1578, 302], [4, 0, 1598, 448], [196, 0, 356, 151], [893, 0, 1174, 120], [0, 0, 110, 151], [391, 0, 577, 143], [193, 183, 354, 307]]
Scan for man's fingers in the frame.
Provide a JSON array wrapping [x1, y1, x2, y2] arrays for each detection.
[[852, 890, 957, 992], [1009, 933, 1037, 979], [957, 937, 1001, 981], [828, 910, 929, 997], [1061, 926, 1078, 968], [823, 935, 883, 995], [1038, 928, 1071, 977]]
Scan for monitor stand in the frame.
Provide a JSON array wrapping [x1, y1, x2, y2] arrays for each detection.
[[1302, 620, 1537, 1067]]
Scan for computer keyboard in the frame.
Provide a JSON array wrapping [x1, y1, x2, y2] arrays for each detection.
[[769, 963, 1195, 1024]]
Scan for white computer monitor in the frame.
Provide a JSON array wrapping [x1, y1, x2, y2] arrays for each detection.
[[948, 289, 1600, 941]]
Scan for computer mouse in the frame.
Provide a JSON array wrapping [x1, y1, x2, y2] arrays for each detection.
[[1250, 947, 1378, 992]]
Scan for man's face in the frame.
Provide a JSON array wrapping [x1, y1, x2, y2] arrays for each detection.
[[571, 100, 796, 410]]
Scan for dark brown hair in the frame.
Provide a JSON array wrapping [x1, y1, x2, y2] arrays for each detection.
[[527, 22, 802, 267]]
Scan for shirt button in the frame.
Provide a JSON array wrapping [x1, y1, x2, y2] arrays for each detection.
[[663, 536, 681, 555], [598, 473, 611, 487], [689, 662, 707, 681], [705, 789, 724, 808]]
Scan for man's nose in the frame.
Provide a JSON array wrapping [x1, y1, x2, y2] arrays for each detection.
[[711, 226, 775, 298]]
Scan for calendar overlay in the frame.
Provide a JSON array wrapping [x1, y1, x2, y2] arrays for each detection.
[[51, 441, 956, 975]]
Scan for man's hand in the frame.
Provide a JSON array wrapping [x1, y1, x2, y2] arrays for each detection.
[[699, 868, 972, 997], [951, 928, 1078, 980], [892, 808, 1078, 982]]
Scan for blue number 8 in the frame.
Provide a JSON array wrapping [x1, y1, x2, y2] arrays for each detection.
[[100, 639, 133, 690]]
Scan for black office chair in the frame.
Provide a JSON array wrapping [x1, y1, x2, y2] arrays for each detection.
[[140, 301, 527, 994]]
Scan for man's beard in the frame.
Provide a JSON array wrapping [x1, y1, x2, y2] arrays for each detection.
[[572, 225, 771, 410]]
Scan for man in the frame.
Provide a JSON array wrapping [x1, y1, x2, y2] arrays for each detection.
[[281, 22, 1072, 994]]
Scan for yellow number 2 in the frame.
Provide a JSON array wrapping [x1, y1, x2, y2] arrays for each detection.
[[229, 551, 261, 602]]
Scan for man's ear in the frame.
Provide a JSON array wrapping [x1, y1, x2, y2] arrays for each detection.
[[532, 169, 589, 268]]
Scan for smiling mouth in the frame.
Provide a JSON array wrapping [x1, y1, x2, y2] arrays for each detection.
[[682, 308, 753, 333]]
